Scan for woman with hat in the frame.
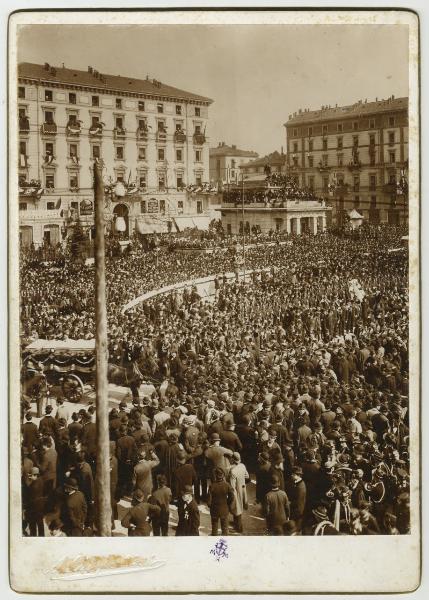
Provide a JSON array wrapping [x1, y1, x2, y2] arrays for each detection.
[[228, 452, 249, 533]]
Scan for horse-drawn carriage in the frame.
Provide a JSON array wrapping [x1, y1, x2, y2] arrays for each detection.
[[22, 339, 96, 404]]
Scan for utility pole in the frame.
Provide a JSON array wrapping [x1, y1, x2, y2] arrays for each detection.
[[93, 163, 112, 536]]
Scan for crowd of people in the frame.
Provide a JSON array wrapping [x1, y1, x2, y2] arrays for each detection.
[[223, 172, 325, 206], [20, 224, 410, 536]]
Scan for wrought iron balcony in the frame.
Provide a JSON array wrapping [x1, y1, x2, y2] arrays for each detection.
[[66, 123, 81, 136], [19, 116, 30, 133], [174, 131, 187, 143], [348, 160, 362, 172], [89, 124, 103, 137], [156, 131, 167, 142], [193, 133, 206, 145], [136, 128, 148, 140], [41, 122, 57, 135], [114, 127, 126, 139]]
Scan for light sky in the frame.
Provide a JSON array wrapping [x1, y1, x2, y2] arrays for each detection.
[[17, 24, 409, 156]]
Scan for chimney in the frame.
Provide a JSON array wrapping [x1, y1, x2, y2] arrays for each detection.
[[88, 66, 93, 73], [50, 66, 56, 76], [232, 144, 236, 150], [376, 97, 378, 102], [44, 62, 50, 71], [299, 109, 302, 114], [289, 114, 292, 119], [392, 94, 395, 100]]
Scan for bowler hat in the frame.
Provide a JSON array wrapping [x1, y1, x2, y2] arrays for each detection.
[[210, 433, 220, 442], [312, 506, 329, 521]]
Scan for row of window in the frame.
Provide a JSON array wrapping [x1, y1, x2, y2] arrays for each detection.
[[18, 86, 202, 116], [291, 116, 398, 137], [19, 198, 205, 217], [19, 109, 205, 138], [292, 132, 397, 154], [291, 149, 399, 168], [19, 170, 199, 192], [19, 139, 203, 163]]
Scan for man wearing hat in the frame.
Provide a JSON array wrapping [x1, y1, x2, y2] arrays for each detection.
[[220, 420, 243, 453], [61, 477, 87, 537], [39, 405, 58, 439], [207, 467, 234, 536], [204, 433, 233, 480], [121, 489, 161, 536], [176, 484, 200, 536], [310, 505, 339, 535], [22, 412, 38, 453], [286, 466, 307, 533], [25, 467, 46, 536], [228, 452, 249, 533], [265, 473, 290, 535], [172, 449, 197, 502]]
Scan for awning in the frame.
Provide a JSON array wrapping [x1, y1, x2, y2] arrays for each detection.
[[348, 208, 364, 219], [137, 219, 168, 234], [174, 216, 196, 231], [191, 215, 211, 230]]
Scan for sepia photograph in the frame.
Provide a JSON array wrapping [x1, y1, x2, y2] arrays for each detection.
[[8, 9, 420, 594]]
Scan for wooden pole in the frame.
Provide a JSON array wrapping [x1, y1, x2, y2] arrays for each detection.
[[93, 163, 112, 536]]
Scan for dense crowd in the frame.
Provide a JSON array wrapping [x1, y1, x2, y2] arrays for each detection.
[[223, 173, 325, 206], [20, 224, 410, 536]]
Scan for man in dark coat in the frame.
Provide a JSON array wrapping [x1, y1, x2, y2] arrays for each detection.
[[176, 484, 200, 536], [207, 467, 234, 536], [172, 450, 197, 501], [38, 405, 58, 439], [22, 413, 38, 451], [26, 467, 46, 536], [286, 466, 307, 533], [255, 451, 272, 508], [121, 489, 161, 536], [116, 425, 137, 497], [61, 477, 87, 536], [265, 473, 290, 535]]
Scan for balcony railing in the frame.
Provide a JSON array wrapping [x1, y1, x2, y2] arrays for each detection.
[[174, 131, 187, 143], [89, 124, 103, 137], [19, 117, 30, 133], [136, 128, 148, 140], [348, 161, 362, 171], [156, 131, 167, 142], [41, 122, 57, 135], [66, 123, 81, 136], [318, 163, 330, 172], [193, 133, 206, 145], [114, 127, 126, 139]]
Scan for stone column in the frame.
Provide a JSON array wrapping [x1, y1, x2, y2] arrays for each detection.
[[296, 217, 301, 235], [322, 215, 327, 231], [312, 215, 318, 235], [286, 218, 291, 234]]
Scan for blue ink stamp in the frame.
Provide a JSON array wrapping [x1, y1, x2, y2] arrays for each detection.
[[210, 538, 229, 562]]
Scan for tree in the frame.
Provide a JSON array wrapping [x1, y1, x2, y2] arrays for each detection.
[[69, 219, 88, 264]]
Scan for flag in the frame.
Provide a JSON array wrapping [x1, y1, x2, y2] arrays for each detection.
[[19, 153, 27, 168], [55, 197, 62, 209]]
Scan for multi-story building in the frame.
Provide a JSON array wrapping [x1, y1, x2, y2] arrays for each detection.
[[284, 96, 408, 226], [239, 150, 287, 177], [17, 62, 217, 247], [209, 143, 258, 187]]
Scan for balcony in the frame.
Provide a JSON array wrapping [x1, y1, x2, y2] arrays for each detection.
[[193, 133, 206, 145], [19, 116, 30, 133], [318, 162, 330, 173], [66, 123, 81, 136], [156, 131, 167, 142], [40, 122, 57, 135], [114, 127, 126, 139], [89, 124, 103, 137], [174, 131, 187, 143], [348, 160, 362, 172], [136, 128, 148, 141]]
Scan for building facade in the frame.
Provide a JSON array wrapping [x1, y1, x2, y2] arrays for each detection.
[[17, 62, 217, 247], [284, 96, 408, 226], [209, 143, 258, 187], [240, 150, 287, 177]]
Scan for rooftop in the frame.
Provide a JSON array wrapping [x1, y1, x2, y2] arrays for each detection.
[[18, 62, 213, 104], [209, 142, 258, 158], [241, 150, 286, 169], [285, 96, 408, 126]]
